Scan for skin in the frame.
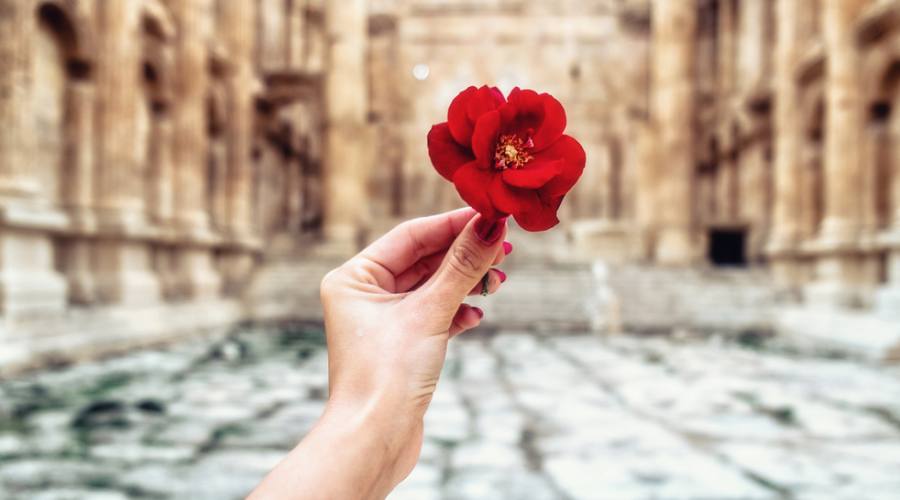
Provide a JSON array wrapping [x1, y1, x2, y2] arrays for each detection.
[[249, 208, 509, 500]]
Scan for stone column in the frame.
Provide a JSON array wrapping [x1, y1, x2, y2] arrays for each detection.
[[634, 121, 657, 260], [62, 81, 97, 305], [737, 0, 766, 92], [322, 0, 368, 251], [171, 0, 212, 236], [767, 0, 805, 286], [807, 0, 870, 306], [0, 0, 38, 197], [147, 117, 174, 225], [717, 0, 736, 96], [93, 0, 160, 305], [219, 0, 257, 241], [650, 0, 696, 265], [719, 152, 739, 222], [0, 0, 68, 316], [95, 0, 145, 223], [170, 0, 222, 300], [739, 143, 769, 262], [218, 0, 258, 295], [874, 86, 900, 317]]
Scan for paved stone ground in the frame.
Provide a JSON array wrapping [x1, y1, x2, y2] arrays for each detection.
[[2, 325, 900, 500]]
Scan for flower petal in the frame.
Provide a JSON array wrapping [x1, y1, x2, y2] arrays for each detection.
[[452, 162, 500, 219], [447, 86, 477, 146], [488, 174, 542, 215], [428, 123, 474, 181], [505, 88, 567, 151], [513, 197, 562, 231], [532, 94, 566, 151], [471, 110, 501, 169], [467, 86, 506, 122], [501, 158, 563, 189], [538, 135, 586, 198]]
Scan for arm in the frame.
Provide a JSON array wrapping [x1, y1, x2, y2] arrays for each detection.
[[249, 209, 510, 500]]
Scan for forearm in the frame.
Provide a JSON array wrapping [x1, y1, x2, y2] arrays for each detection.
[[248, 398, 414, 500]]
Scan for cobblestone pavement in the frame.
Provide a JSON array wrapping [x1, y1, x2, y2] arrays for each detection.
[[2, 325, 900, 500]]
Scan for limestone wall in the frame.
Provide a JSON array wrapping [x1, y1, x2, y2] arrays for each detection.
[[0, 0, 326, 372], [4, 0, 900, 371]]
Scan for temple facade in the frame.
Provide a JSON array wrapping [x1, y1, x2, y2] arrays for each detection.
[[638, 0, 900, 316], [1, 0, 898, 371]]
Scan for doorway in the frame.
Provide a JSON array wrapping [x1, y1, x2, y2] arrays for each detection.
[[708, 228, 747, 266]]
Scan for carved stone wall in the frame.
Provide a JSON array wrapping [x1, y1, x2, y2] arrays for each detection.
[[0, 0, 326, 372], [4, 0, 900, 371]]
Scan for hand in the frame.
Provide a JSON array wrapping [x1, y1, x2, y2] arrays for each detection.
[[250, 208, 511, 500]]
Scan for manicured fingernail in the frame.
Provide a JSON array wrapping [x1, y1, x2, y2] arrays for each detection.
[[495, 269, 507, 283], [472, 307, 484, 319], [475, 216, 507, 245], [503, 241, 513, 255]]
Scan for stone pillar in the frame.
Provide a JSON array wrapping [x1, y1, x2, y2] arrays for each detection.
[[322, 0, 368, 251], [767, 0, 805, 286], [717, 0, 736, 96], [874, 83, 900, 318], [807, 0, 870, 306], [62, 81, 97, 305], [219, 0, 258, 295], [634, 121, 657, 260], [168, 0, 223, 300], [147, 117, 174, 225], [719, 152, 739, 222], [93, 0, 160, 305], [258, 0, 287, 72], [0, 0, 68, 316], [171, 0, 213, 236], [650, 0, 696, 265], [219, 0, 257, 241], [95, 0, 145, 224], [0, 0, 38, 197], [739, 143, 769, 262], [737, 0, 766, 92]]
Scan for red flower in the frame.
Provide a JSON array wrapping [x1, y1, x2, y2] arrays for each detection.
[[427, 86, 586, 231]]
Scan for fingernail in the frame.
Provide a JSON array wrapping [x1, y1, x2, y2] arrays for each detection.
[[472, 307, 484, 319], [495, 269, 507, 283], [503, 241, 513, 255], [475, 216, 507, 245]]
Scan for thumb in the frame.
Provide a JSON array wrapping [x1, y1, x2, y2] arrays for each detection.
[[419, 215, 507, 308]]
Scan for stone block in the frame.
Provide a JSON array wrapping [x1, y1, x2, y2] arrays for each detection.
[[93, 240, 161, 306], [177, 247, 223, 300], [0, 228, 67, 317], [775, 306, 900, 362]]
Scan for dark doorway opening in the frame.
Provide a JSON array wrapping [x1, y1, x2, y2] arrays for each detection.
[[708, 228, 747, 266]]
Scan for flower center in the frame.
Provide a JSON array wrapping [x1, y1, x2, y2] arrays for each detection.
[[493, 134, 533, 170]]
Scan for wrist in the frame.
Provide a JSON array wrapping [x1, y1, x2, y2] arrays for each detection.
[[324, 387, 421, 450]]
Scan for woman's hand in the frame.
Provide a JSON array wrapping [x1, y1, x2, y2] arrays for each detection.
[[250, 208, 510, 500]]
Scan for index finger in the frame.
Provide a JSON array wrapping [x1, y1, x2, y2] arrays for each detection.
[[359, 207, 477, 276]]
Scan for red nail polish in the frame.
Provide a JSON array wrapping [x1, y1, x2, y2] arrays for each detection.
[[475, 216, 507, 245], [495, 269, 507, 283], [472, 307, 484, 319], [503, 241, 513, 255]]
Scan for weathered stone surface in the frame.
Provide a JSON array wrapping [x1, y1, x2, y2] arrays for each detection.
[[3, 327, 900, 499], [1, 0, 898, 375]]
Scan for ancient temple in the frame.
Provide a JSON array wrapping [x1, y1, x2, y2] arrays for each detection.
[[1, 0, 899, 371]]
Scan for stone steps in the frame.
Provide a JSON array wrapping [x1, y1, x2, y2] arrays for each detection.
[[246, 247, 785, 336], [607, 264, 781, 333], [245, 251, 602, 331]]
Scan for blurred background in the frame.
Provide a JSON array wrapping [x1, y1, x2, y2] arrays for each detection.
[[1, 0, 900, 498]]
